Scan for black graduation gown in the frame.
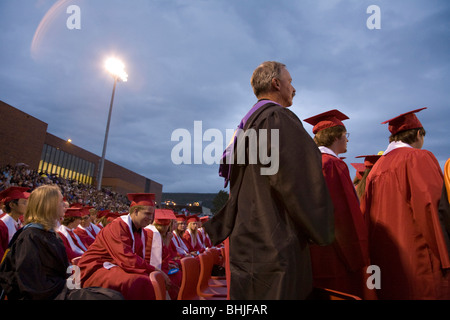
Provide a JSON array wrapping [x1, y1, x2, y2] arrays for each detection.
[[204, 102, 335, 300], [0, 225, 123, 300]]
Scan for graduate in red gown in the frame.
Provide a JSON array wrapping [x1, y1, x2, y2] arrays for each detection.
[[183, 215, 205, 254], [354, 155, 382, 200], [78, 193, 159, 300], [74, 206, 100, 249], [351, 162, 366, 187], [198, 216, 212, 249], [304, 109, 372, 298], [361, 108, 450, 299], [57, 208, 87, 262], [170, 214, 191, 258], [0, 187, 29, 261], [146, 208, 180, 300]]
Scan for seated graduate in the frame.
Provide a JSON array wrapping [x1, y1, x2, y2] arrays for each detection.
[[198, 216, 212, 249], [0, 187, 29, 260], [74, 206, 100, 249], [146, 208, 180, 300], [0, 185, 122, 300], [77, 193, 165, 300], [57, 207, 87, 262], [170, 214, 191, 258], [183, 214, 205, 254]]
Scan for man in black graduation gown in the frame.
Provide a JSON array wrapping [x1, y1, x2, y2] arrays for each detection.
[[204, 61, 334, 300]]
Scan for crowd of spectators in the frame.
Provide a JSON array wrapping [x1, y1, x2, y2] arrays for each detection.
[[0, 164, 130, 212]]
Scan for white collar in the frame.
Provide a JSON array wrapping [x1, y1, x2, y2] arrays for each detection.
[[1, 214, 21, 242], [145, 224, 162, 269], [383, 141, 412, 155], [318, 146, 339, 158]]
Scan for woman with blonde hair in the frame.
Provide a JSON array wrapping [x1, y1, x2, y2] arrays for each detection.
[[0, 185, 122, 300]]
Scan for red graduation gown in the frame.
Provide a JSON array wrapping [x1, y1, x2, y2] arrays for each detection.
[[198, 228, 212, 248], [310, 153, 370, 298], [361, 147, 450, 299], [57, 231, 83, 262], [183, 229, 205, 253], [74, 224, 99, 249], [78, 215, 156, 300]]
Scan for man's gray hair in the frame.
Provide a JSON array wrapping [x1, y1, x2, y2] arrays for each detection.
[[251, 61, 286, 98]]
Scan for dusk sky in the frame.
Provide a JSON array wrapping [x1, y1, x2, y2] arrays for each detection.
[[1, 0, 449, 193]]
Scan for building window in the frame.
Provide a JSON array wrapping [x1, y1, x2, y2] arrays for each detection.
[[38, 144, 95, 185]]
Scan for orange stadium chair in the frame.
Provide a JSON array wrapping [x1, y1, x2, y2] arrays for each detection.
[[150, 271, 167, 300], [207, 249, 227, 287], [197, 252, 227, 300], [177, 257, 200, 300]]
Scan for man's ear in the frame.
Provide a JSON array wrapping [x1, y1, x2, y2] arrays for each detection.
[[271, 78, 281, 91]]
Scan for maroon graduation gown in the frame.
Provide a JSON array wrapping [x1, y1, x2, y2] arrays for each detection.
[[183, 229, 205, 253], [74, 225, 97, 249], [204, 102, 334, 300], [310, 153, 370, 298], [78, 216, 156, 300], [361, 147, 450, 299]]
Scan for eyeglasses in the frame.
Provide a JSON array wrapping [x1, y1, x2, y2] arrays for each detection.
[[345, 133, 350, 139]]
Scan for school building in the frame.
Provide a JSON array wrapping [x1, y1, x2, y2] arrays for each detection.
[[0, 100, 162, 204]]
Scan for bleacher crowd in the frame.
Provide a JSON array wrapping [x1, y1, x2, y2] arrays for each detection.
[[0, 164, 130, 212]]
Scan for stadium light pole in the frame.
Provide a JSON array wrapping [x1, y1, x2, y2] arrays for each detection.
[[97, 57, 128, 191]]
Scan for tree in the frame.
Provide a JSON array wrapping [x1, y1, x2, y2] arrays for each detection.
[[212, 190, 229, 214]]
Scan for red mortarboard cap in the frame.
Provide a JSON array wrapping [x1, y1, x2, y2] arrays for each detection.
[[97, 209, 110, 219], [351, 162, 366, 173], [0, 187, 30, 204], [154, 209, 177, 225], [381, 107, 427, 135], [304, 109, 349, 134], [200, 216, 209, 222], [80, 206, 94, 217], [106, 211, 121, 223], [64, 208, 83, 218], [127, 193, 156, 207], [351, 163, 366, 180], [187, 214, 200, 223], [355, 155, 382, 169], [176, 214, 187, 222]]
